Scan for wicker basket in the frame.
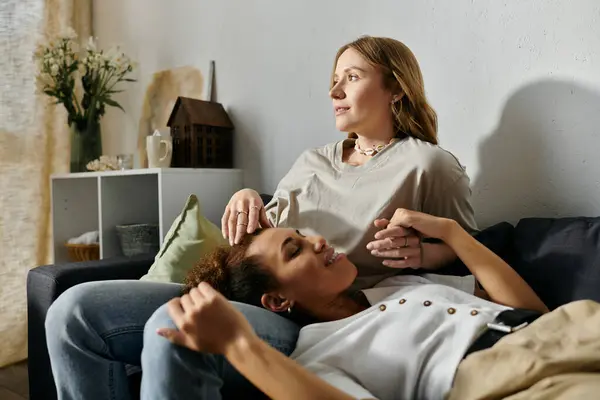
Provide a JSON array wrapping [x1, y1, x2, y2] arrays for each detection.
[[116, 223, 160, 257], [65, 243, 100, 262]]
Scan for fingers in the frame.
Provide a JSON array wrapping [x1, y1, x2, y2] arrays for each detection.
[[247, 201, 271, 233], [228, 200, 246, 245], [233, 208, 248, 246], [370, 246, 420, 259], [367, 234, 420, 251], [188, 287, 204, 306], [180, 293, 195, 312], [197, 281, 217, 295], [390, 208, 417, 227], [373, 218, 390, 229], [221, 207, 231, 239], [156, 328, 187, 346], [373, 226, 414, 241], [246, 203, 259, 233], [223, 190, 272, 244], [227, 207, 238, 245], [382, 256, 421, 269], [167, 298, 185, 329]]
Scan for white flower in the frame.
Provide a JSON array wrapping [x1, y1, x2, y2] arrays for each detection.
[[87, 37, 97, 52], [60, 27, 77, 40], [50, 64, 59, 76]]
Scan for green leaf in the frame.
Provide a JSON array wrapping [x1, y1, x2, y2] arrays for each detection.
[[123, 78, 137, 82], [104, 98, 125, 112]]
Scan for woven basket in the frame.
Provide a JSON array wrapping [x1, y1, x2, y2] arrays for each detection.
[[65, 243, 100, 262], [116, 223, 160, 257]]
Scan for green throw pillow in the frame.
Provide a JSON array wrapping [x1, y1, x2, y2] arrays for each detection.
[[140, 194, 228, 283]]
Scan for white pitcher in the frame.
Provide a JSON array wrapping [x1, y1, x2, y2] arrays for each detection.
[[146, 133, 173, 168]]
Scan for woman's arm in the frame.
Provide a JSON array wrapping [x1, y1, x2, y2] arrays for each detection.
[[225, 335, 359, 400], [443, 222, 549, 313], [161, 283, 365, 400], [368, 170, 478, 270], [387, 209, 548, 313], [420, 242, 456, 270]]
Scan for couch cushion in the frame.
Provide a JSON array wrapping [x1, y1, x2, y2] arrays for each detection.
[[437, 222, 515, 276], [511, 217, 600, 310], [140, 194, 227, 283]]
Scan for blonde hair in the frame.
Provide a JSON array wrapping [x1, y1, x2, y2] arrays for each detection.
[[333, 36, 438, 145]]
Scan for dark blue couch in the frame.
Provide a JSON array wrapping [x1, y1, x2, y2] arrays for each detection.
[[27, 196, 600, 399]]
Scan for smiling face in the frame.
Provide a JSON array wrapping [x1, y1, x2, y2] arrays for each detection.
[[246, 228, 357, 311], [330, 47, 396, 136]]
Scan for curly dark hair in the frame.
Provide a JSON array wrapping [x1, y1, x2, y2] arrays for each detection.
[[183, 229, 277, 309]]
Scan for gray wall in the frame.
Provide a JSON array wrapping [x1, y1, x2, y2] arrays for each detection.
[[95, 0, 600, 227]]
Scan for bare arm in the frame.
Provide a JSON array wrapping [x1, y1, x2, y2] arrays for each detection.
[[386, 209, 548, 313], [225, 335, 360, 400], [420, 242, 456, 270], [444, 221, 549, 313], [161, 283, 370, 400]]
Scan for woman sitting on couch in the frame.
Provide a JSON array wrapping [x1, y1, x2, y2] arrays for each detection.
[[157, 209, 600, 400]]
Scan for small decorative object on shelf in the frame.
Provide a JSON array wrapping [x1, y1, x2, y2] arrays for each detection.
[[146, 130, 173, 168], [166, 96, 234, 168], [116, 223, 160, 256], [65, 243, 100, 262], [65, 230, 100, 261], [86, 155, 120, 171], [34, 28, 137, 172], [116, 154, 134, 170]]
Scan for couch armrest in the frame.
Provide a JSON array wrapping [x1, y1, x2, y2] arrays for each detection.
[[27, 254, 155, 400]]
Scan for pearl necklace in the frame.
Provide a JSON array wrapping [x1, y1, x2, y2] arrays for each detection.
[[354, 138, 395, 157]]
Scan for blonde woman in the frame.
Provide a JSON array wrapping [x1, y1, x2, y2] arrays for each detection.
[[47, 36, 478, 400]]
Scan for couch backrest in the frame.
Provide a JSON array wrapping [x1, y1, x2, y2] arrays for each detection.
[[511, 217, 600, 310], [439, 217, 600, 310]]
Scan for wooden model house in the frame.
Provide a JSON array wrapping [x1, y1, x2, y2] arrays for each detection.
[[166, 97, 234, 168]]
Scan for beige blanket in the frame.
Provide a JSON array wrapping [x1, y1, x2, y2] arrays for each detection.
[[448, 300, 600, 400]]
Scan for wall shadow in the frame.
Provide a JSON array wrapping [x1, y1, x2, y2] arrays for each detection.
[[472, 79, 600, 227]]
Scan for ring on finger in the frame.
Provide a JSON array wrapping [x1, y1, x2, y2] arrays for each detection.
[[237, 222, 248, 226], [250, 205, 260, 210], [237, 210, 248, 216], [403, 236, 409, 248]]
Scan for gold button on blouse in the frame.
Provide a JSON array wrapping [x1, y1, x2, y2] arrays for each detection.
[[470, 310, 479, 316], [379, 304, 387, 311], [423, 300, 432, 307], [399, 299, 406, 304], [447, 307, 456, 315]]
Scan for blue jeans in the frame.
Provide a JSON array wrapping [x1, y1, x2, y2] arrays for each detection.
[[45, 280, 300, 400]]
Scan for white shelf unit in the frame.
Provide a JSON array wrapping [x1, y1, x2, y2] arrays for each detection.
[[51, 168, 243, 263]]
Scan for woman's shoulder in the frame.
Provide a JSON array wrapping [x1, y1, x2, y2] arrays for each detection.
[[401, 137, 463, 164], [294, 140, 342, 164], [398, 137, 468, 177]]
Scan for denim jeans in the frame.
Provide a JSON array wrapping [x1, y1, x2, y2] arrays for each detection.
[[45, 280, 300, 400]]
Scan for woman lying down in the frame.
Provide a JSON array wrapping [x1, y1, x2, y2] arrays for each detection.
[[158, 209, 600, 400]]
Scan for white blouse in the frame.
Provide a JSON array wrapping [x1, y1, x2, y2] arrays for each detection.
[[290, 274, 511, 400]]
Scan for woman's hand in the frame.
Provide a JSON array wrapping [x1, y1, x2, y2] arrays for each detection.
[[367, 209, 457, 269], [366, 219, 423, 268], [387, 208, 457, 241], [222, 189, 272, 245], [157, 282, 255, 355]]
